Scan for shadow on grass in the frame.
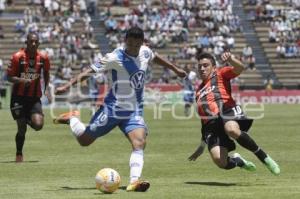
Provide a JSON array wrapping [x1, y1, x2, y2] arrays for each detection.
[[59, 186, 125, 195], [185, 181, 237, 186], [61, 186, 95, 190], [185, 181, 266, 187], [60, 186, 127, 191], [0, 160, 39, 164], [118, 186, 127, 190]]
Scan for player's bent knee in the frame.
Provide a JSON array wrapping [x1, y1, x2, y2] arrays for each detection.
[[78, 140, 91, 147], [32, 123, 43, 131], [226, 129, 240, 139], [77, 133, 95, 147], [132, 138, 146, 150], [213, 158, 227, 169]]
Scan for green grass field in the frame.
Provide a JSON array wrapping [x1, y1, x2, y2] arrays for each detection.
[[0, 104, 300, 199]]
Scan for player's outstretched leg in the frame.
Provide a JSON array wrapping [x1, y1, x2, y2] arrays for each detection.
[[231, 153, 256, 172], [263, 155, 280, 175], [53, 110, 80, 124], [235, 131, 280, 175]]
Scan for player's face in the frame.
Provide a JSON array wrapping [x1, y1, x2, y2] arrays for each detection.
[[198, 58, 215, 81], [125, 37, 143, 57], [26, 34, 39, 53]]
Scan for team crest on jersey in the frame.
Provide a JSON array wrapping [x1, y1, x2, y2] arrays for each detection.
[[130, 70, 145, 90], [199, 85, 216, 98], [143, 50, 150, 59], [29, 59, 35, 67]]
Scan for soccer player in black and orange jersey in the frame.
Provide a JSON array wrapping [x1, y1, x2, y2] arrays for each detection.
[[6, 32, 51, 163], [188, 52, 280, 175]]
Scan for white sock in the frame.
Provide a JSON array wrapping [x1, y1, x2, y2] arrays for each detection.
[[69, 117, 86, 137], [129, 149, 144, 183]]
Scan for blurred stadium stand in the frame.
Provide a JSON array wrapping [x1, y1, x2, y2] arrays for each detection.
[[1, 0, 300, 93]]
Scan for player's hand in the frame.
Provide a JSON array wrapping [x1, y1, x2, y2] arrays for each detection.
[[55, 85, 69, 95], [221, 52, 232, 63], [188, 141, 206, 161], [175, 68, 187, 78]]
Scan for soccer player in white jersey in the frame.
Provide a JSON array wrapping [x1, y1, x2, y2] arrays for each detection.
[[54, 27, 187, 192]]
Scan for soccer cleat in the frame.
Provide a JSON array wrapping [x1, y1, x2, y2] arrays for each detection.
[[232, 153, 256, 172], [15, 154, 23, 163], [264, 156, 280, 175], [126, 180, 150, 192], [53, 110, 80, 124]]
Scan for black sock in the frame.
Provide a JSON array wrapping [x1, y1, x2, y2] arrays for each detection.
[[184, 105, 190, 116], [224, 157, 243, 170], [15, 134, 25, 156], [232, 156, 245, 167], [236, 132, 267, 163], [254, 149, 268, 163]]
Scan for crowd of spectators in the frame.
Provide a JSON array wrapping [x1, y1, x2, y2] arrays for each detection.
[[102, 0, 248, 83], [8, 0, 100, 88], [246, 0, 300, 58], [0, 0, 104, 104]]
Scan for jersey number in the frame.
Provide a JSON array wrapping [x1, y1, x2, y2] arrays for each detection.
[[232, 106, 242, 116]]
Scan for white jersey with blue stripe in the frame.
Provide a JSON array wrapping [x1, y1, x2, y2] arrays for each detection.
[[90, 45, 154, 111]]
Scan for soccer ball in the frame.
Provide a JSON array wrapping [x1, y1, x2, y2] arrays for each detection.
[[95, 168, 121, 193]]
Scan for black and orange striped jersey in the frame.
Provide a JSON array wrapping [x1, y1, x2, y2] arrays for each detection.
[[7, 48, 50, 97], [196, 67, 239, 124]]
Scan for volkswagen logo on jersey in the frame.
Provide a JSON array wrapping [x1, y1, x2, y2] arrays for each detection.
[[130, 70, 145, 90]]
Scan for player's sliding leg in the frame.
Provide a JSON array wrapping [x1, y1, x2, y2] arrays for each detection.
[[126, 128, 150, 192], [236, 131, 280, 175], [15, 119, 27, 163], [225, 121, 280, 175], [209, 146, 256, 171]]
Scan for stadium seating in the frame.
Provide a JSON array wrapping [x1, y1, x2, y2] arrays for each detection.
[[0, 1, 100, 76], [98, 0, 264, 87], [243, 0, 300, 88], [2, 0, 299, 89]]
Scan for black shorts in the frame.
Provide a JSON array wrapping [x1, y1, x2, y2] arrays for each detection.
[[10, 95, 43, 120], [201, 106, 253, 152]]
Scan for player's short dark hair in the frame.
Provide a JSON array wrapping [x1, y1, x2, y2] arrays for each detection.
[[196, 52, 216, 66], [27, 32, 39, 41], [125, 26, 144, 40]]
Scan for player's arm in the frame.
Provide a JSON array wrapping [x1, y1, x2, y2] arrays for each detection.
[[7, 76, 32, 84], [44, 69, 50, 93], [55, 53, 114, 94], [153, 53, 187, 78], [55, 67, 95, 94], [43, 55, 52, 102], [221, 52, 245, 75], [188, 140, 206, 161]]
